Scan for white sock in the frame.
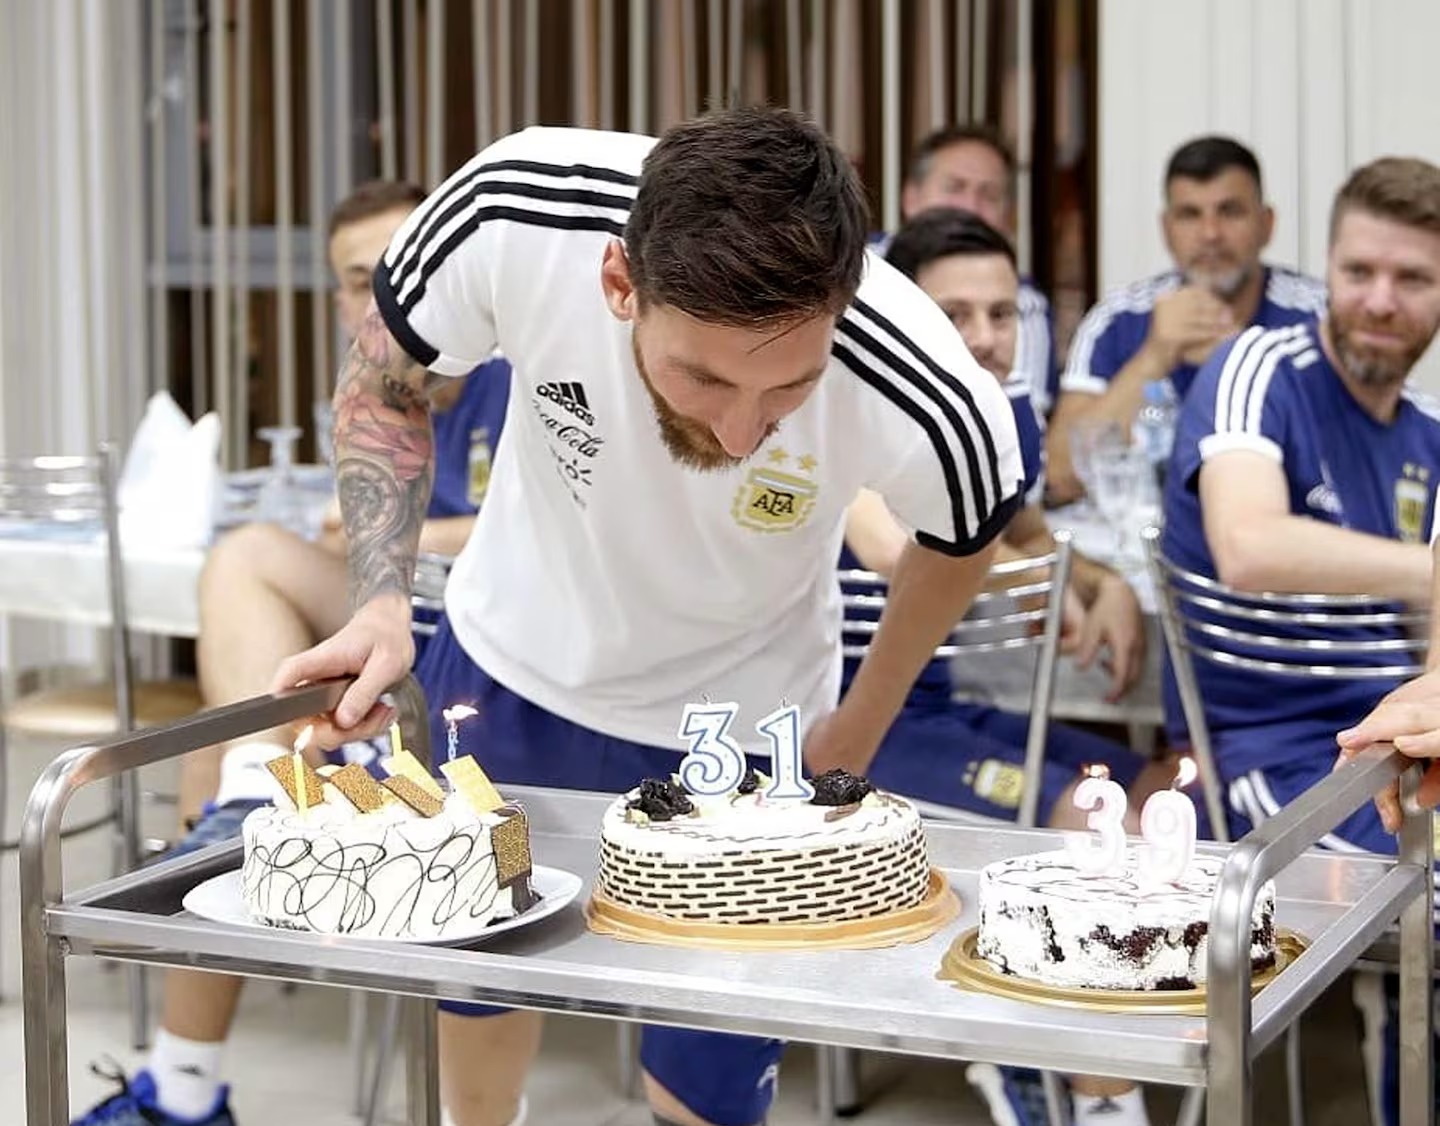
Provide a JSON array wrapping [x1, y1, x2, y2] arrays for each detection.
[[441, 1095, 528, 1126], [148, 1029, 225, 1120], [1073, 1086, 1150, 1126], [213, 740, 289, 807]]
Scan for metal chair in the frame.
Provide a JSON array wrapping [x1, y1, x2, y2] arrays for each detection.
[[818, 534, 1075, 1121], [1142, 524, 1428, 1126], [0, 445, 201, 1040]]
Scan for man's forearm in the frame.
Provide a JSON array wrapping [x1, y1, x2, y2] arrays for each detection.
[[1212, 514, 1433, 604], [1078, 340, 1171, 431], [998, 506, 1112, 604], [834, 539, 998, 766], [333, 309, 437, 610]]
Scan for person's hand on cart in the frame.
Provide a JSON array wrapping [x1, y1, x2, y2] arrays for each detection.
[[270, 590, 414, 747], [1337, 666, 1440, 832]]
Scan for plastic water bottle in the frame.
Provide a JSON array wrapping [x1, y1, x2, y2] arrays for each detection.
[[1135, 379, 1179, 488]]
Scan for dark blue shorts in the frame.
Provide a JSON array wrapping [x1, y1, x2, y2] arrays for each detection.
[[863, 701, 1143, 825], [417, 617, 782, 1126], [166, 799, 268, 859]]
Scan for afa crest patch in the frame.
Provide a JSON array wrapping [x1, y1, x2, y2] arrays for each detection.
[[1394, 463, 1431, 544], [731, 448, 819, 533]]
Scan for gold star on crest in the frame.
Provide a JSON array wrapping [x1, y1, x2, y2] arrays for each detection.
[[767, 447, 789, 465], [798, 454, 818, 473]]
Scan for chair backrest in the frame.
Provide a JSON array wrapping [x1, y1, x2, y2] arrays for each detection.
[[838, 531, 1074, 827], [0, 444, 135, 730], [1141, 524, 1428, 843]]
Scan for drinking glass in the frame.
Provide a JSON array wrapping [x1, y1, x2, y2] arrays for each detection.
[[312, 400, 336, 467], [256, 425, 317, 537], [1068, 418, 1128, 507], [1089, 447, 1149, 567]]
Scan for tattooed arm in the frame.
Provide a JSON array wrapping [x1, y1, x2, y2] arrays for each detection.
[[334, 309, 440, 608], [272, 307, 444, 742]]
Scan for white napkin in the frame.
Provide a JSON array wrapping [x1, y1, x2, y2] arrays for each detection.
[[118, 391, 221, 550]]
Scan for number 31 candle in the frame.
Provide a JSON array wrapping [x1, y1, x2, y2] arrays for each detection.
[[676, 700, 815, 800]]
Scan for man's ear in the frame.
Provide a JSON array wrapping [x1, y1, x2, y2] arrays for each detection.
[[601, 240, 638, 323]]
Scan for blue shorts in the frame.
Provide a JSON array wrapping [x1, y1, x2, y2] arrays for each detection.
[[417, 617, 782, 1126], [166, 799, 268, 860], [864, 701, 1143, 825]]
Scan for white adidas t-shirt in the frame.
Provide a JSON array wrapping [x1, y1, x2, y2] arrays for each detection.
[[374, 126, 1023, 751]]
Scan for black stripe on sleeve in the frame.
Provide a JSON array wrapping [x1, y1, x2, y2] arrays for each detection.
[[388, 159, 637, 293], [917, 491, 1023, 557], [395, 203, 626, 318], [835, 319, 999, 532], [834, 338, 1009, 553], [850, 297, 1005, 503], [373, 265, 440, 368]]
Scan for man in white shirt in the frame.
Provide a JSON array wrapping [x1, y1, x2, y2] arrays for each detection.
[[277, 107, 1022, 1126]]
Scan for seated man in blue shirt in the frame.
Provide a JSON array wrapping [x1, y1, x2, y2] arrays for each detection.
[[1049, 136, 1326, 502], [1163, 157, 1440, 1126], [897, 124, 1059, 420], [72, 181, 512, 1126], [872, 210, 1167, 1126]]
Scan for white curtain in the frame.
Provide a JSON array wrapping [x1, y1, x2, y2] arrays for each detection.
[[0, 0, 152, 675]]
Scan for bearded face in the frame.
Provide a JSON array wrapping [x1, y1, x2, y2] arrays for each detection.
[[632, 335, 765, 472], [1325, 210, 1440, 390], [1327, 297, 1433, 388]]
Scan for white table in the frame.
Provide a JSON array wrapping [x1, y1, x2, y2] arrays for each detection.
[[0, 467, 335, 640], [0, 531, 204, 637]]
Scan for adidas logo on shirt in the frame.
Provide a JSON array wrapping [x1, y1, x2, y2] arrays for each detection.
[[537, 381, 594, 425]]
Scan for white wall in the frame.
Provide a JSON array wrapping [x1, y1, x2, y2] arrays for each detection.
[[1098, 0, 1440, 389]]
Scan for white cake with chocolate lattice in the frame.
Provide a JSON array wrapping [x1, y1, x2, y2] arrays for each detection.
[[976, 849, 1276, 991], [240, 753, 535, 941], [595, 769, 930, 926]]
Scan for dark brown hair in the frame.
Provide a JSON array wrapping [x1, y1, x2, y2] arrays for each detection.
[[327, 179, 427, 239], [1329, 157, 1440, 243], [624, 106, 870, 325], [906, 124, 1016, 188], [885, 208, 1018, 281]]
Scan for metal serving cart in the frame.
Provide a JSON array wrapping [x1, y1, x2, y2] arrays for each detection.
[[21, 681, 1436, 1125]]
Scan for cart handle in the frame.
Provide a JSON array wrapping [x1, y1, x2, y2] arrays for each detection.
[[1207, 745, 1432, 1126]]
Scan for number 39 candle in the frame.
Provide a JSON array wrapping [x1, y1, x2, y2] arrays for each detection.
[[1064, 764, 1128, 875], [1065, 759, 1200, 883], [1137, 757, 1198, 884]]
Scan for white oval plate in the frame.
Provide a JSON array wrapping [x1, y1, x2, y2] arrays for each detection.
[[181, 864, 583, 947]]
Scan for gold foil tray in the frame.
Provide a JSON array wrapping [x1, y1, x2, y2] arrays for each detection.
[[937, 926, 1309, 1014], [587, 868, 959, 951]]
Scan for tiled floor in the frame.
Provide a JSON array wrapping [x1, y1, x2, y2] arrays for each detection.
[[0, 734, 1377, 1125]]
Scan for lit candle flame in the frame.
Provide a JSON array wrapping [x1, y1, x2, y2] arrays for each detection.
[[443, 704, 478, 722], [294, 724, 314, 755], [1173, 756, 1199, 789], [1085, 763, 1111, 781]]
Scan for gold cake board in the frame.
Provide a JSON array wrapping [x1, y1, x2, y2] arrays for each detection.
[[938, 926, 1310, 1015], [587, 868, 959, 951]]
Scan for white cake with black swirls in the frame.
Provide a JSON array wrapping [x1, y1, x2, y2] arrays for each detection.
[[596, 769, 931, 926], [240, 756, 535, 940], [976, 849, 1276, 991]]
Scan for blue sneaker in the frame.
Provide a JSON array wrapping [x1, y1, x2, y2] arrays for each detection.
[[71, 1064, 236, 1126], [966, 1064, 1057, 1126]]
